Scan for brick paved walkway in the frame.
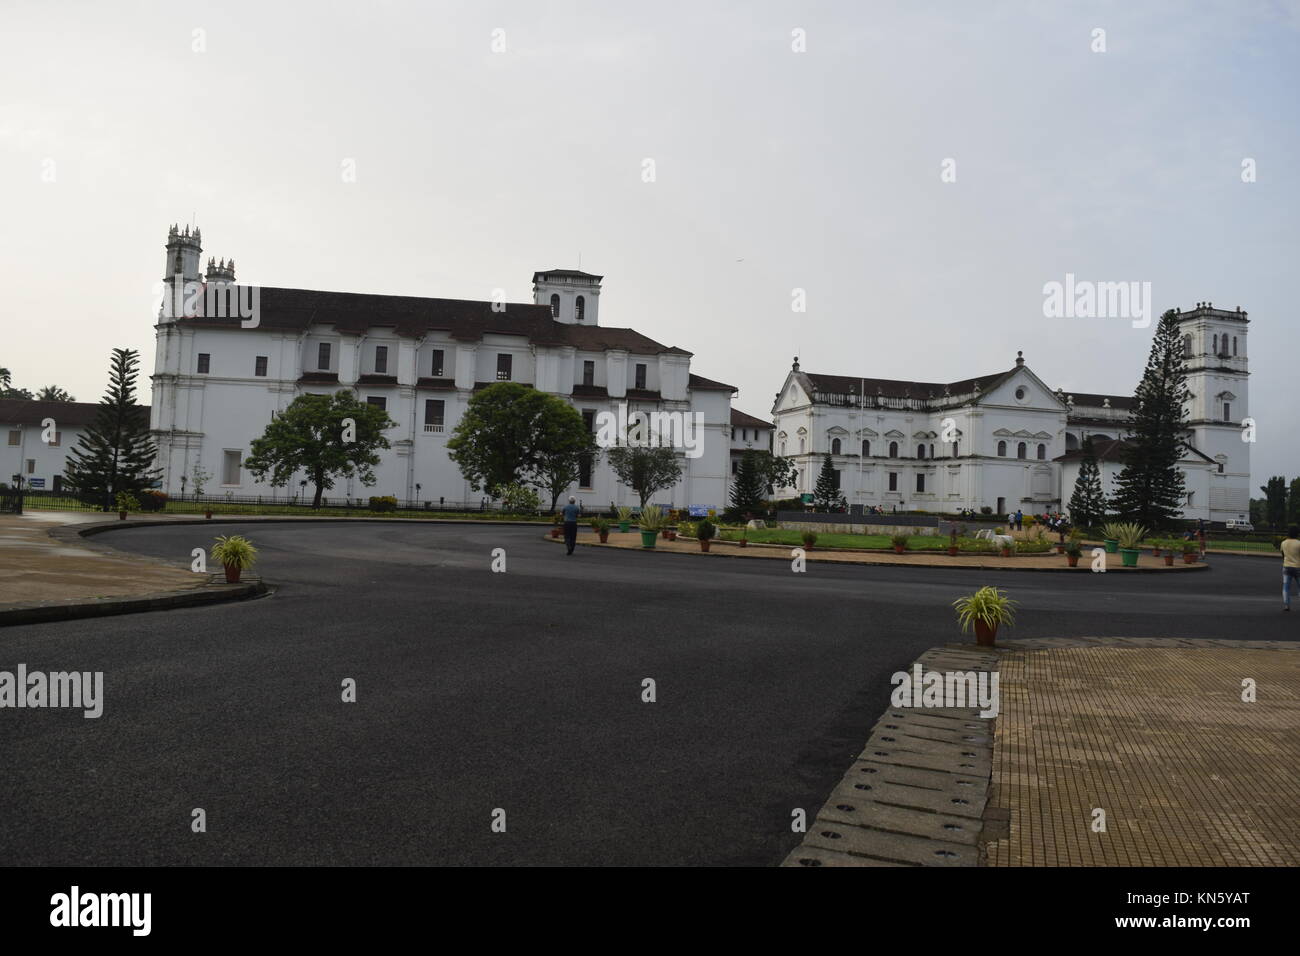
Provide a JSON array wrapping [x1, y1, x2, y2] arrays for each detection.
[[985, 640, 1300, 866]]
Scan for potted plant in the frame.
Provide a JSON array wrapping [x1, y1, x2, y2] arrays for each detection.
[[616, 506, 633, 534], [114, 491, 139, 520], [591, 518, 610, 544], [1162, 540, 1175, 566], [211, 534, 258, 584], [551, 513, 563, 539], [1000, 538, 1014, 558], [739, 526, 749, 548], [1151, 540, 1162, 557], [638, 508, 663, 548], [1100, 522, 1122, 554], [952, 585, 1018, 647], [1065, 541, 1082, 567], [1115, 522, 1148, 567], [1182, 540, 1198, 564], [891, 532, 910, 554], [696, 519, 716, 552], [801, 530, 817, 551], [948, 526, 962, 557]]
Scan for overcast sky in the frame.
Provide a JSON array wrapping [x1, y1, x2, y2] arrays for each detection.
[[2, 0, 1296, 487]]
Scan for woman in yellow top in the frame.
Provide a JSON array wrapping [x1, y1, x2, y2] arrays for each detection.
[[1282, 527, 1300, 611]]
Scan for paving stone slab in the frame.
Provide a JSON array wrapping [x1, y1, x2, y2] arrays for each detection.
[[827, 776, 986, 819], [849, 760, 985, 793], [803, 821, 975, 866], [858, 746, 991, 776], [781, 845, 912, 867], [815, 796, 982, 844]]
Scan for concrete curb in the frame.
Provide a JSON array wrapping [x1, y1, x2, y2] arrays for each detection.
[[783, 643, 1001, 867], [561, 535, 1211, 573]]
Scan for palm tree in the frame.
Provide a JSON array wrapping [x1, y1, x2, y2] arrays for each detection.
[[36, 385, 75, 402]]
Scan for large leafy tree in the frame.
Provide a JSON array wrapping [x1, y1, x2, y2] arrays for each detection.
[[0, 366, 34, 400], [1288, 478, 1300, 527], [1109, 310, 1190, 528], [729, 449, 765, 513], [36, 385, 75, 402], [1067, 436, 1107, 528], [1260, 476, 1288, 529], [753, 451, 798, 498], [244, 391, 394, 508], [447, 383, 570, 497], [812, 453, 839, 511], [527, 398, 598, 512], [63, 348, 160, 509]]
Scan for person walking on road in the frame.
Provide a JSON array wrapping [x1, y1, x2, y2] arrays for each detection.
[[561, 496, 581, 555], [1282, 526, 1300, 611]]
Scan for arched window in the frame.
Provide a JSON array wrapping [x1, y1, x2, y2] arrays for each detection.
[[888, 440, 898, 458], [951, 441, 959, 457], [1213, 334, 1218, 354], [779, 441, 786, 456], [997, 440, 1007, 457], [550, 294, 560, 318], [1183, 335, 1193, 357], [799, 438, 805, 454], [831, 438, 841, 454], [1036, 443, 1046, 460], [575, 295, 585, 322], [1017, 442, 1027, 459], [1233, 336, 1238, 356], [862, 439, 870, 456], [929, 443, 935, 458], [916, 444, 925, 459]]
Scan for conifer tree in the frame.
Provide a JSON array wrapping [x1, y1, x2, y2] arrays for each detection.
[[813, 453, 839, 511], [64, 349, 160, 509], [729, 449, 765, 513], [1067, 436, 1107, 528], [1109, 310, 1189, 528]]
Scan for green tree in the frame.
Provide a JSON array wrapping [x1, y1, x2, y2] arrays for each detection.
[[606, 442, 683, 508], [527, 398, 598, 512], [812, 454, 839, 511], [753, 451, 798, 499], [447, 383, 569, 497], [1260, 476, 1287, 529], [729, 449, 765, 513], [0, 366, 34, 400], [1288, 478, 1300, 528], [63, 348, 159, 509], [244, 391, 394, 508], [36, 385, 76, 402], [1067, 436, 1107, 528], [1109, 310, 1189, 528]]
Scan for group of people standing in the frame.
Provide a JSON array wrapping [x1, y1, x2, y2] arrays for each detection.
[[1005, 509, 1070, 534]]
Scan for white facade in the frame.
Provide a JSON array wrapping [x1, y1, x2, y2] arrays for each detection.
[[148, 228, 736, 510], [772, 305, 1251, 525], [0, 401, 93, 492]]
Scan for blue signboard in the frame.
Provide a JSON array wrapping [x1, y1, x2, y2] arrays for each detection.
[[29, 478, 46, 489], [688, 504, 713, 517]]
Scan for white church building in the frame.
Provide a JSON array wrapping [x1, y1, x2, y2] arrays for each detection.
[[770, 302, 1251, 524], [149, 225, 736, 510]]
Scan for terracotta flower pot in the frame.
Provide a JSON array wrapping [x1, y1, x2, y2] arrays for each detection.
[[1067, 555, 1079, 567], [1152, 547, 1161, 557], [661, 529, 671, 539], [205, 510, 213, 520], [223, 564, 241, 584], [598, 532, 609, 543], [551, 528, 561, 539], [118, 511, 127, 520], [1183, 552, 1196, 564], [667, 531, 677, 541], [1000, 548, 1011, 557], [1055, 544, 1065, 553], [894, 546, 905, 554], [1163, 554, 1174, 566], [974, 620, 998, 647], [699, 539, 711, 552], [739, 539, 748, 548], [947, 547, 959, 556]]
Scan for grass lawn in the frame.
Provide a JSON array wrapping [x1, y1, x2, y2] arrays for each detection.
[[717, 528, 950, 550], [21, 497, 554, 522]]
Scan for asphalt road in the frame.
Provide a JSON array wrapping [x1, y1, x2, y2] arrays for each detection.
[[1, 522, 1293, 866]]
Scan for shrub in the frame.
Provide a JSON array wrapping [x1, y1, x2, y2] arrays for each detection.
[[1065, 542, 1083, 557], [499, 483, 540, 513], [615, 506, 634, 524], [890, 533, 910, 549], [696, 520, 717, 541], [114, 491, 140, 512], [368, 495, 398, 512], [801, 530, 818, 548], [1018, 540, 1052, 553], [772, 497, 807, 512], [678, 520, 697, 538], [1023, 514, 1036, 528], [590, 518, 609, 533], [952, 586, 1018, 633], [980, 506, 993, 515], [638, 508, 666, 532], [138, 490, 168, 512]]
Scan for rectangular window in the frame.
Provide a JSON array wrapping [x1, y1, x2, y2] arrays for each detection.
[[578, 453, 593, 488], [916, 474, 925, 493], [197, 353, 210, 374], [6, 430, 19, 446], [375, 346, 388, 374], [26, 459, 35, 474], [318, 342, 331, 370], [496, 353, 512, 381], [254, 356, 268, 377], [366, 396, 387, 411], [1223, 402, 1231, 422], [888, 472, 898, 491], [222, 450, 241, 485], [582, 410, 596, 433], [731, 459, 738, 475], [424, 399, 445, 433], [582, 361, 595, 387], [634, 363, 647, 390], [431, 349, 444, 377], [49, 432, 61, 447]]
